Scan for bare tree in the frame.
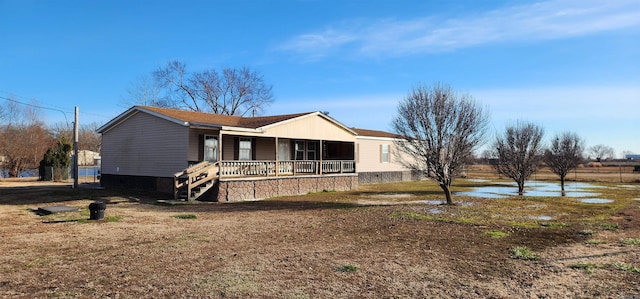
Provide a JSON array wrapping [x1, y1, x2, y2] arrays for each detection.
[[50, 122, 101, 153], [543, 132, 585, 195], [150, 60, 274, 116], [588, 144, 615, 162], [392, 83, 489, 205], [79, 123, 102, 153], [491, 121, 544, 195], [120, 74, 167, 108], [0, 99, 53, 177]]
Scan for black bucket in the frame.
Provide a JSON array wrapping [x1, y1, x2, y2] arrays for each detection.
[[88, 201, 107, 220]]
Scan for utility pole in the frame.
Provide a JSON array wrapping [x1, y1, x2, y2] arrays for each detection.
[[73, 106, 79, 188]]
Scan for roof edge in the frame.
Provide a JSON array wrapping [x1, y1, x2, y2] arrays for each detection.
[[97, 106, 189, 134]]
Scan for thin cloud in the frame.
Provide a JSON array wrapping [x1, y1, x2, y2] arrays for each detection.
[[279, 0, 640, 58]]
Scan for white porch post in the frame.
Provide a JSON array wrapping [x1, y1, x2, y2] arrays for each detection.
[[274, 137, 279, 177], [319, 139, 323, 175], [218, 131, 223, 180]]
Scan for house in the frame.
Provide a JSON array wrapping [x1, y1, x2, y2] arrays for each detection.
[[97, 106, 413, 201], [74, 150, 101, 166], [353, 128, 414, 184]]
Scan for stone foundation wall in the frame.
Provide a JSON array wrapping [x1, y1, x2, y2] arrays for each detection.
[[102, 173, 362, 202], [217, 174, 358, 202], [358, 171, 415, 185]]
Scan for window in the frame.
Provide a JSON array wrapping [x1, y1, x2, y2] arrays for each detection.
[[381, 144, 389, 163], [204, 135, 218, 162], [295, 141, 305, 160], [307, 141, 318, 160], [239, 138, 252, 160]]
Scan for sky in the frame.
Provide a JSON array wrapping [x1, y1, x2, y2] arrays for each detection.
[[1, 0, 639, 156]]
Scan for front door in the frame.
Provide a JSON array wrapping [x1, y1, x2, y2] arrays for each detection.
[[278, 139, 290, 160]]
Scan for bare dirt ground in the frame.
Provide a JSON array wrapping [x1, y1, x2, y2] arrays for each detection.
[[1, 174, 639, 298]]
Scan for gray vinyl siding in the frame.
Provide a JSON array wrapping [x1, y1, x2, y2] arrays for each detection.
[[222, 135, 235, 160], [188, 128, 220, 161], [101, 112, 188, 178], [255, 138, 275, 160]]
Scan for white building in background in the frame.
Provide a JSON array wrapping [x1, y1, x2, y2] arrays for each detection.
[[74, 150, 101, 166]]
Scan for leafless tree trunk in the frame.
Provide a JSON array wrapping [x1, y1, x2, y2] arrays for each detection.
[[543, 132, 585, 195], [491, 121, 544, 195], [392, 83, 489, 205], [147, 61, 274, 116]]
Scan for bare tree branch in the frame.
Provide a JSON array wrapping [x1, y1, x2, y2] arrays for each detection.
[[543, 132, 584, 194], [588, 144, 615, 162], [0, 98, 53, 177], [491, 121, 544, 195], [123, 61, 275, 116], [392, 83, 489, 204], [120, 74, 167, 108]]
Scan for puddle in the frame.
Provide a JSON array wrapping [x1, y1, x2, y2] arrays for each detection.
[[357, 198, 448, 206], [579, 198, 614, 204], [632, 198, 640, 201], [428, 208, 443, 214], [466, 179, 490, 183], [417, 200, 473, 206], [529, 215, 553, 221], [370, 193, 415, 198], [455, 181, 602, 198], [423, 200, 445, 205]]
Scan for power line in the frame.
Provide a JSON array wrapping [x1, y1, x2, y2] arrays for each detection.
[[1, 91, 116, 127], [0, 95, 71, 125]]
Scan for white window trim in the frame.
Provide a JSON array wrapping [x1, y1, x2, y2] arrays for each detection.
[[239, 137, 252, 161], [204, 135, 218, 162], [381, 144, 390, 163]]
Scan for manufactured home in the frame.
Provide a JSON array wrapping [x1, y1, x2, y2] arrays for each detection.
[[97, 106, 414, 201]]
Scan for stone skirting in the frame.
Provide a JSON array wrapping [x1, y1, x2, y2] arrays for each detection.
[[216, 174, 359, 202], [358, 171, 415, 185]]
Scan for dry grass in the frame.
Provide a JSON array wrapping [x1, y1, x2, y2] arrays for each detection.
[[0, 176, 639, 298], [467, 164, 640, 183]]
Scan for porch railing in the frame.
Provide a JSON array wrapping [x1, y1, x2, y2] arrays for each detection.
[[218, 160, 355, 177]]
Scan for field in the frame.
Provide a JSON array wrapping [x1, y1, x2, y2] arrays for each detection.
[[1, 168, 639, 298]]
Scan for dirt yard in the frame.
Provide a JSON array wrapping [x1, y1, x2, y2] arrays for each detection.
[[0, 176, 639, 298]]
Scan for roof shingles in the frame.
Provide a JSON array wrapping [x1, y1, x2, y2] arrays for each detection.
[[140, 106, 310, 129]]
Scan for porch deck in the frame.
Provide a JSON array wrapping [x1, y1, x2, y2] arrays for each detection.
[[174, 160, 356, 201]]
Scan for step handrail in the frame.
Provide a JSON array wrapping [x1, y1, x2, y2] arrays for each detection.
[[174, 161, 219, 200]]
